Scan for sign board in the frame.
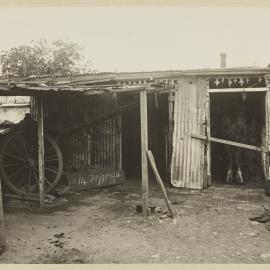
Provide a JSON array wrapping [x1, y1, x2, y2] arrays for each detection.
[[67, 168, 125, 191]]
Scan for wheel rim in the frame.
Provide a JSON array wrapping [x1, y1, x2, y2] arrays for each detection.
[[0, 130, 63, 195]]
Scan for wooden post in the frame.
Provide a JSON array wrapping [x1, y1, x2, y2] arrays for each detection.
[[140, 90, 149, 217], [168, 92, 174, 181], [147, 150, 174, 218], [37, 97, 45, 208], [0, 176, 6, 254], [205, 85, 211, 186], [265, 75, 270, 180]]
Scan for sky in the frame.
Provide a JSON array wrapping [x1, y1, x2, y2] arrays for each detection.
[[0, 7, 270, 72]]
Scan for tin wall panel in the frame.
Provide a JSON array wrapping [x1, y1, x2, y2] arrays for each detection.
[[31, 94, 121, 173], [170, 77, 208, 189]]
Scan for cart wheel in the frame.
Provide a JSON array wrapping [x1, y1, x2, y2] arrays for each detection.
[[0, 130, 63, 195]]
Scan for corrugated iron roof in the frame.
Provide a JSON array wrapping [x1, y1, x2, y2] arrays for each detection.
[[0, 66, 269, 96], [1, 66, 270, 82]]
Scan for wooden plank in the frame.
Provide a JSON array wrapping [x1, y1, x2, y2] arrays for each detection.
[[191, 133, 266, 152], [205, 85, 211, 186], [67, 169, 125, 191], [118, 114, 122, 170], [0, 176, 6, 254], [167, 93, 174, 181], [209, 87, 267, 93], [62, 99, 139, 135], [3, 193, 55, 203], [147, 150, 174, 218], [186, 80, 195, 188], [37, 97, 45, 208], [14, 84, 157, 95], [265, 86, 270, 179], [83, 86, 158, 95], [140, 90, 149, 217]]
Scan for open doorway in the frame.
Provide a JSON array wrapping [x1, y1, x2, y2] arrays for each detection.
[[121, 92, 169, 183], [210, 92, 266, 187]]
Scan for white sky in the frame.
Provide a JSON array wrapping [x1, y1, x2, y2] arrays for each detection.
[[0, 7, 269, 72]]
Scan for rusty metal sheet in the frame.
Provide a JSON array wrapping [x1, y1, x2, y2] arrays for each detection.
[[67, 168, 125, 191]]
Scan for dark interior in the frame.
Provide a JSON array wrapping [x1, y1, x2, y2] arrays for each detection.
[[121, 92, 169, 183], [210, 92, 266, 186]]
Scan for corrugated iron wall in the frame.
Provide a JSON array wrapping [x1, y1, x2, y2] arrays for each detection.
[[31, 94, 121, 172], [170, 77, 208, 189], [88, 94, 121, 170]]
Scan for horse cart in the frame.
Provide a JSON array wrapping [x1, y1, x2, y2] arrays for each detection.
[[0, 111, 92, 196], [0, 96, 141, 197]]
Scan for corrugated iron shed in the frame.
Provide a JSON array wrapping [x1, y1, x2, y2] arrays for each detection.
[[0, 66, 269, 96]]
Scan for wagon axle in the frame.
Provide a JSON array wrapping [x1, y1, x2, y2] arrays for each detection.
[[26, 158, 35, 168]]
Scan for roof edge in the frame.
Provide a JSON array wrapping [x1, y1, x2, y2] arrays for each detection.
[[1, 67, 270, 83]]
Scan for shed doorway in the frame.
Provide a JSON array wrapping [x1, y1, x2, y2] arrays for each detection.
[[210, 92, 266, 187], [121, 92, 169, 183]]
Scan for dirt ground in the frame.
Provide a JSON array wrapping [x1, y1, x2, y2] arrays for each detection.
[[1, 179, 270, 264]]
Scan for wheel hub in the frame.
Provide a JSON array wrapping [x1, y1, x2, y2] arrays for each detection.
[[28, 158, 35, 167]]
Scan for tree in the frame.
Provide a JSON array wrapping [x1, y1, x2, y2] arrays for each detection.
[[0, 39, 92, 78]]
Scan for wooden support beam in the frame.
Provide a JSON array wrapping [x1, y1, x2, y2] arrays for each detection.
[[37, 97, 45, 208], [140, 90, 149, 217], [147, 150, 174, 218], [62, 99, 139, 135], [0, 176, 6, 254], [205, 87, 211, 187], [167, 93, 174, 181], [208, 87, 268, 93], [191, 133, 266, 153], [265, 82, 270, 179]]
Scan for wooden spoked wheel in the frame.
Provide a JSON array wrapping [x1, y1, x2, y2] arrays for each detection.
[[0, 130, 63, 195]]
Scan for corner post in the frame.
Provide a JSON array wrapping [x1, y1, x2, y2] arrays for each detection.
[[0, 176, 6, 254], [140, 90, 149, 217], [37, 96, 45, 208], [205, 82, 211, 186]]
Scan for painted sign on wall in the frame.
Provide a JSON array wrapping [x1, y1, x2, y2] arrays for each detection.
[[67, 168, 125, 191]]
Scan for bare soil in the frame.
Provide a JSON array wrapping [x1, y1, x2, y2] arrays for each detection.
[[1, 180, 270, 263]]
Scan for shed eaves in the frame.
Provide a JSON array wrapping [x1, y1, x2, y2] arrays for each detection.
[[0, 66, 269, 96]]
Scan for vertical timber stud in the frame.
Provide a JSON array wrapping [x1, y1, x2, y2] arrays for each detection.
[[168, 92, 175, 181], [140, 90, 149, 217], [205, 82, 211, 186], [37, 97, 45, 208], [0, 176, 6, 254], [265, 74, 270, 180]]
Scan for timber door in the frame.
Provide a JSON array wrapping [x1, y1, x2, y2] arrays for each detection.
[[170, 77, 210, 189]]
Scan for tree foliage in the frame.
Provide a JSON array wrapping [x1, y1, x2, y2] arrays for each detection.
[[0, 39, 92, 78]]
